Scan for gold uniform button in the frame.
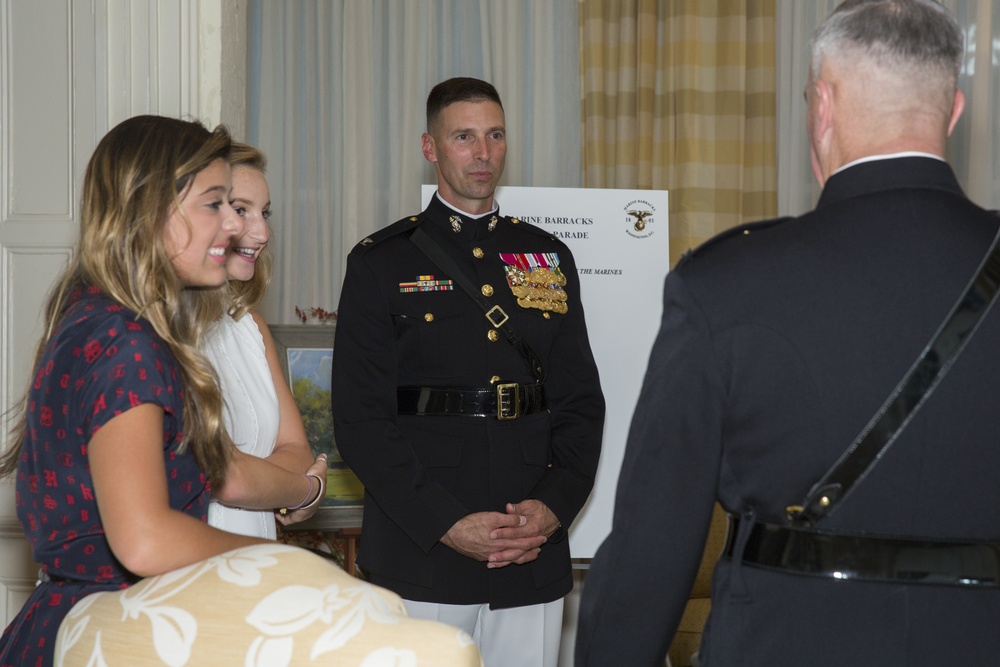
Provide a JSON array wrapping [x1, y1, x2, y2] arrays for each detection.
[[487, 329, 499, 342], [473, 247, 484, 259], [481, 284, 494, 297], [543, 312, 551, 319], [424, 313, 434, 322], [490, 375, 501, 384]]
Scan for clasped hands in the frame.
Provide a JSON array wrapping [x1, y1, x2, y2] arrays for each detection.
[[441, 499, 560, 568]]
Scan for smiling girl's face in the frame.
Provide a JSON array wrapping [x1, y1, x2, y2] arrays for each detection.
[[163, 158, 243, 287], [226, 165, 271, 282]]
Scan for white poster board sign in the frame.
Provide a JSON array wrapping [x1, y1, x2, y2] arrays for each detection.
[[422, 186, 670, 557]]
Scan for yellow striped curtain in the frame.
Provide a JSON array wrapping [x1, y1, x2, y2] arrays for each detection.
[[580, 0, 777, 266]]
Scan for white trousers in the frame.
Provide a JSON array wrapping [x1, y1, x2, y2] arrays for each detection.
[[403, 598, 564, 667]]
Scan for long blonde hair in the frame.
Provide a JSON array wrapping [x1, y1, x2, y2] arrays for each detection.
[[0, 115, 234, 483]]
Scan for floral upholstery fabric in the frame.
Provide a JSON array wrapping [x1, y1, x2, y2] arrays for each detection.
[[55, 544, 482, 666]]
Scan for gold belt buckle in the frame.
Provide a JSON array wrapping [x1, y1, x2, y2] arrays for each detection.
[[496, 383, 520, 420]]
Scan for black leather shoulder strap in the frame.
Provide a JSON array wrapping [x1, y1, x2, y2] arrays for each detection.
[[409, 226, 544, 382], [790, 225, 1000, 526]]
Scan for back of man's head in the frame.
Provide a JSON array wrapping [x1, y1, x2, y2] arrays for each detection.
[[812, 0, 963, 89], [426, 77, 504, 134]]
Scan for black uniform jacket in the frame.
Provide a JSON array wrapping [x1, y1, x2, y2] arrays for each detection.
[[332, 194, 605, 608], [577, 157, 1000, 666]]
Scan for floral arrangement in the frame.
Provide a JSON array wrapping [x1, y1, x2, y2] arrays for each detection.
[[295, 306, 338, 324]]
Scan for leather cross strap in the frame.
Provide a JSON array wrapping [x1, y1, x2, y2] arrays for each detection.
[[789, 225, 1000, 526], [410, 225, 545, 383]]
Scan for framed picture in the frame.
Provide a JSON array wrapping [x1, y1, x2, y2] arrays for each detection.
[[269, 324, 364, 522]]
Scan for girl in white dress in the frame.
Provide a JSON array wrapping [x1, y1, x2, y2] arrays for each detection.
[[203, 142, 328, 537]]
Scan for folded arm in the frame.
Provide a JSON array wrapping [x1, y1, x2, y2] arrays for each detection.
[[89, 403, 269, 577]]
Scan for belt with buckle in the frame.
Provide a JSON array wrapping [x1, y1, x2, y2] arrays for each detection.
[[724, 516, 1000, 588], [397, 383, 546, 420]]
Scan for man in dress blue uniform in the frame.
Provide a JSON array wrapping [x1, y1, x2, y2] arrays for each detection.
[[577, 1, 1000, 665], [332, 77, 604, 666]]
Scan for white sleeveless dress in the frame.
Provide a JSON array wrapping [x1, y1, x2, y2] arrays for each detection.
[[202, 314, 281, 539]]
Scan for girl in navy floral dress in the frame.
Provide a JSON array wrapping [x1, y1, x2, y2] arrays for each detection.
[[0, 115, 287, 666]]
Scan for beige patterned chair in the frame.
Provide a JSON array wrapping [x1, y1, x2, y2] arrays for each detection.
[[55, 544, 482, 666]]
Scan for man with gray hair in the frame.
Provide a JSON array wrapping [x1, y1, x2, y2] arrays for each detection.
[[577, 1, 1000, 665]]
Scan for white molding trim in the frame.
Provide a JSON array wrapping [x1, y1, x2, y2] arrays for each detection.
[[0, 515, 25, 539], [220, 0, 248, 138], [104, 0, 223, 128], [198, 0, 224, 127]]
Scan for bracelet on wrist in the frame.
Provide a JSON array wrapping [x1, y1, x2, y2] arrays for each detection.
[[279, 473, 317, 516], [300, 473, 325, 511]]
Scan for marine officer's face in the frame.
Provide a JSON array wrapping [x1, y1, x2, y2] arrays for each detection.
[[422, 100, 506, 216]]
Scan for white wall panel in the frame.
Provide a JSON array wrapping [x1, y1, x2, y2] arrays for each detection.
[[1, 0, 80, 453], [0, 0, 83, 628], [7, 2, 73, 217], [2, 247, 74, 399]]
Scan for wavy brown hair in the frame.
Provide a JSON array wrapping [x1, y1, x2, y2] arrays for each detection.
[[0, 115, 234, 483]]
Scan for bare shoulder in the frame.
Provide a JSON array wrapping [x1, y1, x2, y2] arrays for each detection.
[[248, 310, 276, 347]]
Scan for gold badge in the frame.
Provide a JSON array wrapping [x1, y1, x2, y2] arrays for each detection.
[[450, 215, 462, 233], [499, 252, 569, 314]]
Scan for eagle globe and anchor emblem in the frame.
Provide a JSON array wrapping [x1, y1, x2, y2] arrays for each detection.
[[628, 209, 653, 231], [625, 202, 656, 238]]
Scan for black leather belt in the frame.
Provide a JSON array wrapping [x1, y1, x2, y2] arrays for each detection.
[[724, 516, 1000, 588], [397, 384, 546, 420]]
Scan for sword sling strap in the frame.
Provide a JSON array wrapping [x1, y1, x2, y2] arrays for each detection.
[[788, 226, 1000, 526], [410, 226, 544, 383]]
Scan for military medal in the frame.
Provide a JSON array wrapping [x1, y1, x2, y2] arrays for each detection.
[[500, 252, 569, 314], [399, 275, 454, 293]]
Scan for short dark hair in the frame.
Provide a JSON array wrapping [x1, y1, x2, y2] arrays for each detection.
[[426, 77, 504, 133]]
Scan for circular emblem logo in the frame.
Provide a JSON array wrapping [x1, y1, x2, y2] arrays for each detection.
[[625, 199, 657, 239]]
